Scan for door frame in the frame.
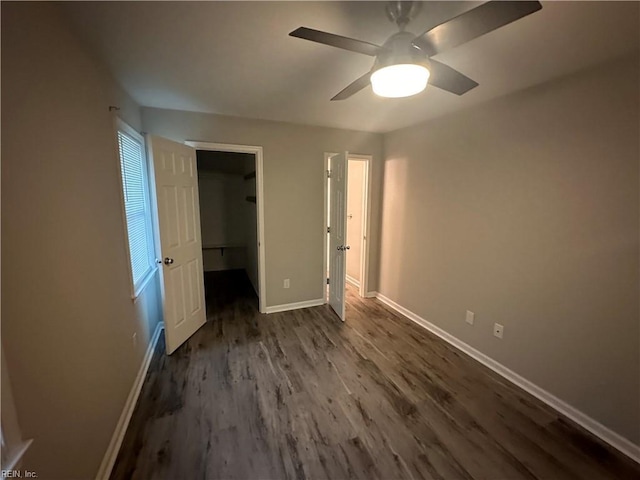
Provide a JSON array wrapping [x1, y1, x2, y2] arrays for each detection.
[[323, 152, 372, 300], [186, 141, 266, 313]]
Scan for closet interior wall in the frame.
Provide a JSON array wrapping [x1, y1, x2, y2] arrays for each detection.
[[197, 151, 258, 294]]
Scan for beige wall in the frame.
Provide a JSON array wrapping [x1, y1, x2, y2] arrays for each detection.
[[346, 160, 366, 283], [379, 54, 640, 444], [2, 3, 162, 477], [142, 108, 384, 306]]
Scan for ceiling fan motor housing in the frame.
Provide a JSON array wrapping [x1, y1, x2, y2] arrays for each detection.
[[373, 31, 430, 72]]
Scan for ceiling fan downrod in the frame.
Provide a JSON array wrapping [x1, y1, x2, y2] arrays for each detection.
[[386, 1, 422, 31]]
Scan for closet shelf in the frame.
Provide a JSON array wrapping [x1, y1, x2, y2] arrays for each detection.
[[202, 244, 246, 257], [202, 244, 246, 250]]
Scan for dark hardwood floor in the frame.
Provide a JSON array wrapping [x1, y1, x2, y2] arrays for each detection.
[[111, 270, 639, 480]]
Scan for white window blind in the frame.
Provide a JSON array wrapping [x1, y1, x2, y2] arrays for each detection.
[[117, 124, 154, 295]]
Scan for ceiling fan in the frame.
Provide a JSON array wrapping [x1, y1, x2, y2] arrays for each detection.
[[289, 1, 542, 100]]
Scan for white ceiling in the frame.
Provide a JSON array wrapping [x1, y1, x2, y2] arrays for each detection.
[[62, 1, 639, 133]]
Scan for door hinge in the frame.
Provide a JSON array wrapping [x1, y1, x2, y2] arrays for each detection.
[[327, 278, 330, 285], [327, 226, 330, 233], [327, 169, 331, 178]]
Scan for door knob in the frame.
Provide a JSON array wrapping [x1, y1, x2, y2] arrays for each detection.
[[164, 257, 174, 265]]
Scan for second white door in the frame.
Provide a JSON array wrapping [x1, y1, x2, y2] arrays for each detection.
[[328, 152, 348, 321]]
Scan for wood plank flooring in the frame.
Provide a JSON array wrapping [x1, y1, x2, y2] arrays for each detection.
[[111, 270, 640, 480]]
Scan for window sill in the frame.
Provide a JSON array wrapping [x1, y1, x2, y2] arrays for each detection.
[[132, 266, 158, 301]]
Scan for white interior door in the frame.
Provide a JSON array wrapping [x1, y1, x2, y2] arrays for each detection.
[[329, 152, 348, 321], [148, 136, 206, 354]]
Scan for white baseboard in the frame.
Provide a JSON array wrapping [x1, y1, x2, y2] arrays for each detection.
[[95, 322, 164, 480], [364, 291, 378, 299], [374, 293, 640, 464], [346, 275, 360, 288], [265, 298, 325, 314]]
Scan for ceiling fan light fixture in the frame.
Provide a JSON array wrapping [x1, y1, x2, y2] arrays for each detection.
[[290, 1, 542, 101], [371, 63, 430, 98]]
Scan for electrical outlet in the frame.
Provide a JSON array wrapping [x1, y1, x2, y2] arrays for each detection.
[[132, 332, 138, 347], [493, 323, 504, 339], [465, 310, 475, 325], [284, 278, 290, 289]]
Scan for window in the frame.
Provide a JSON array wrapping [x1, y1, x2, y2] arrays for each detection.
[[116, 120, 155, 297]]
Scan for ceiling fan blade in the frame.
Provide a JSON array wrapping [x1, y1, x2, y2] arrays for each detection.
[[331, 71, 372, 101], [428, 60, 478, 95], [413, 1, 542, 56], [290, 27, 382, 57]]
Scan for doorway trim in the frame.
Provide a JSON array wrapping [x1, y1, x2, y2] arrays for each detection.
[[324, 152, 372, 300], [186, 141, 266, 313]]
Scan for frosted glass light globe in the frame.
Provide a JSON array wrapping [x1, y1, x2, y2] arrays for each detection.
[[371, 64, 430, 98]]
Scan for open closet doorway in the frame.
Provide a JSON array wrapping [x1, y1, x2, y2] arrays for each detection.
[[324, 152, 372, 318], [187, 141, 266, 314]]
